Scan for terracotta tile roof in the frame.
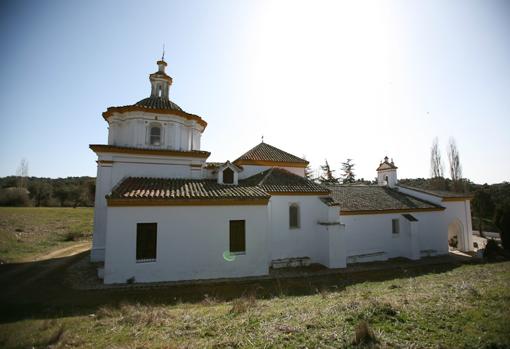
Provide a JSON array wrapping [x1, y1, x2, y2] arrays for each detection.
[[327, 185, 443, 213], [135, 97, 183, 112], [108, 177, 270, 202], [241, 168, 329, 194], [376, 157, 398, 171], [234, 142, 308, 165], [398, 185, 473, 199]]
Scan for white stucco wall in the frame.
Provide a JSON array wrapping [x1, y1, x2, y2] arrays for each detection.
[[104, 205, 269, 284], [442, 200, 474, 251], [90, 152, 208, 261], [107, 111, 204, 151], [340, 210, 448, 263], [268, 195, 330, 263], [91, 163, 112, 261], [397, 187, 473, 252]]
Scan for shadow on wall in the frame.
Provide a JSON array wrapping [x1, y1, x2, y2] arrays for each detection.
[[0, 251, 482, 324]]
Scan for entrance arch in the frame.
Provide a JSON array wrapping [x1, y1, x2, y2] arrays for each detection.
[[448, 219, 465, 251]]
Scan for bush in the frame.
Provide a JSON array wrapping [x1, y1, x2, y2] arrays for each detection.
[[494, 204, 510, 251], [62, 230, 85, 241], [483, 239, 503, 261], [0, 187, 30, 206]]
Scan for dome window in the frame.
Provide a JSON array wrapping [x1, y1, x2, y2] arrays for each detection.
[[150, 126, 161, 146]]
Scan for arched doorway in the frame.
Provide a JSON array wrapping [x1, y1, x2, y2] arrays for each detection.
[[448, 219, 465, 251]]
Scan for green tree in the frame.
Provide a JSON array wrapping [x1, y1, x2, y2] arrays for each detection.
[[29, 181, 52, 207], [302, 155, 314, 180], [472, 187, 494, 237], [319, 159, 339, 184], [494, 203, 510, 251], [341, 158, 356, 184], [54, 186, 71, 206]]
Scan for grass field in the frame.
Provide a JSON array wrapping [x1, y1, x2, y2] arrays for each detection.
[[0, 262, 509, 348], [0, 207, 509, 348], [0, 207, 93, 262]]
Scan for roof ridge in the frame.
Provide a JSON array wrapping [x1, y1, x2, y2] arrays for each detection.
[[257, 167, 275, 186], [234, 142, 307, 164]]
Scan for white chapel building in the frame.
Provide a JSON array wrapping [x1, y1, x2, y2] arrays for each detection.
[[90, 58, 474, 284]]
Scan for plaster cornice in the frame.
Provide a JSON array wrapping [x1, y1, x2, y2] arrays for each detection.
[[102, 106, 207, 129], [90, 144, 211, 159]]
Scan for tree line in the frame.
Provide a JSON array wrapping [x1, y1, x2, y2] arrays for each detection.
[[0, 175, 95, 207], [305, 158, 366, 185]]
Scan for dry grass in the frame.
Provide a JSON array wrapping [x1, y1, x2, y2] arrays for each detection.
[[353, 321, 378, 346], [0, 262, 509, 348], [0, 207, 93, 262]]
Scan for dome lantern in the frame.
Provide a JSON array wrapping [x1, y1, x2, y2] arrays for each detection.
[[149, 57, 173, 100]]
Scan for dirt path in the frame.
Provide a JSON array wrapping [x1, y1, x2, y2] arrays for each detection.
[[0, 242, 91, 293], [32, 241, 91, 261]]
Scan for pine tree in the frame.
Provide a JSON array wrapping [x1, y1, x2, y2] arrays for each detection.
[[302, 155, 314, 180], [304, 164, 314, 180], [341, 158, 356, 184], [319, 159, 339, 184]]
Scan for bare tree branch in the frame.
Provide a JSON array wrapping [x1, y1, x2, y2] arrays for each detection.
[[447, 137, 462, 182], [430, 137, 444, 178]]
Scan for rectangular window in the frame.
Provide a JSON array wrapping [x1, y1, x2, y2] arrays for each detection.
[[289, 204, 300, 229], [136, 223, 157, 262], [392, 219, 400, 234], [229, 220, 246, 254]]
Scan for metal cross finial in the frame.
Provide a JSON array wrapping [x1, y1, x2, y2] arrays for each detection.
[[162, 44, 165, 61]]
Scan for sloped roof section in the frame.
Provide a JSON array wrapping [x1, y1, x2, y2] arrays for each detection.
[[241, 168, 329, 194], [376, 157, 398, 171], [135, 97, 183, 111], [234, 142, 308, 167], [398, 185, 473, 200], [107, 177, 270, 206], [328, 185, 444, 214]]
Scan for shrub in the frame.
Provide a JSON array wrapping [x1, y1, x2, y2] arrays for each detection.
[[494, 204, 510, 251], [483, 239, 502, 261], [0, 187, 30, 206], [62, 230, 85, 241]]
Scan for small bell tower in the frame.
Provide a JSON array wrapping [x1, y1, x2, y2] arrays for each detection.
[[377, 156, 398, 188], [149, 50, 173, 99]]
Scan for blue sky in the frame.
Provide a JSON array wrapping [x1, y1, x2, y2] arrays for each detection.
[[0, 0, 509, 184]]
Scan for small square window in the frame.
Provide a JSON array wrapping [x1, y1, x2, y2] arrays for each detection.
[[229, 220, 245, 254], [392, 219, 400, 234], [136, 223, 157, 262]]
